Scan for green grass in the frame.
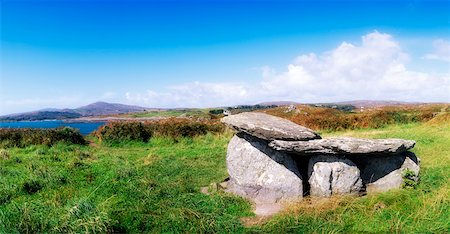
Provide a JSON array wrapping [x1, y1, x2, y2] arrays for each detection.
[[250, 121, 450, 233], [1, 121, 449, 233]]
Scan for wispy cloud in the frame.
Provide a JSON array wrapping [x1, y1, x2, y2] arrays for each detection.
[[125, 31, 450, 107], [126, 81, 249, 108], [422, 39, 450, 62]]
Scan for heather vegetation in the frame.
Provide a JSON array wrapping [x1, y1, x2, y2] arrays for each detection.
[[262, 104, 448, 132], [0, 106, 449, 233]]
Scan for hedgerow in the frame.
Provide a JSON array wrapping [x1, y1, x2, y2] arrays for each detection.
[[94, 118, 225, 143], [0, 127, 87, 148]]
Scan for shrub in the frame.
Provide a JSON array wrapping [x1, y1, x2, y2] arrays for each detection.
[[94, 118, 225, 143], [0, 127, 87, 148], [95, 122, 152, 143]]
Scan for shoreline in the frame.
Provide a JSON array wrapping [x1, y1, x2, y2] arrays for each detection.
[[64, 116, 168, 123]]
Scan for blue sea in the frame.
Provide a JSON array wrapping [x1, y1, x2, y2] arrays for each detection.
[[0, 120, 105, 135]]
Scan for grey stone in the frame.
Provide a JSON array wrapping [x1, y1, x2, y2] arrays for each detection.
[[308, 155, 362, 197], [361, 152, 420, 193], [218, 181, 228, 189], [226, 133, 303, 204], [270, 137, 415, 155], [221, 112, 320, 141]]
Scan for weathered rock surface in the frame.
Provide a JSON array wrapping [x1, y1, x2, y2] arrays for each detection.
[[361, 152, 420, 193], [270, 137, 415, 155], [226, 133, 303, 204], [308, 155, 362, 197], [218, 112, 421, 214], [221, 112, 321, 141]]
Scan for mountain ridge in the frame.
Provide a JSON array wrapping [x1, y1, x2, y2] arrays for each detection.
[[0, 102, 152, 121], [0, 100, 435, 121]]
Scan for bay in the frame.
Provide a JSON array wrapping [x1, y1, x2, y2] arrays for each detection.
[[0, 120, 105, 135]]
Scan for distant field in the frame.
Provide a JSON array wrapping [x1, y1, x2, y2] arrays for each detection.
[[261, 103, 449, 132], [0, 112, 449, 232], [127, 109, 211, 118]]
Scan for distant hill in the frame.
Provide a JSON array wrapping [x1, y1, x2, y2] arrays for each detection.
[[0, 102, 150, 121], [0, 111, 83, 121], [0, 100, 428, 121], [331, 100, 421, 108], [258, 100, 420, 108], [74, 102, 148, 116], [257, 101, 300, 106]]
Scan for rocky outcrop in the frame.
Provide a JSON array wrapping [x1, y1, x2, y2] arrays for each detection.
[[308, 155, 363, 197], [221, 112, 321, 141], [226, 133, 303, 204], [269, 137, 415, 155], [217, 112, 420, 215]]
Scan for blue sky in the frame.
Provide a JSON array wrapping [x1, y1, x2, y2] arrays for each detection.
[[1, 0, 449, 114]]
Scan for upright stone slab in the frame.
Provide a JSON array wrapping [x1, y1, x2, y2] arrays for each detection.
[[221, 112, 321, 141], [361, 152, 420, 193], [308, 155, 362, 197], [226, 133, 303, 204]]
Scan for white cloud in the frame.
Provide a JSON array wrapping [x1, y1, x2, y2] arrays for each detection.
[[422, 39, 450, 62], [259, 31, 448, 102], [125, 31, 450, 107], [126, 81, 250, 108]]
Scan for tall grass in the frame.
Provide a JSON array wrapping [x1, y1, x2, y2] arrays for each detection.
[[0, 107, 448, 232]]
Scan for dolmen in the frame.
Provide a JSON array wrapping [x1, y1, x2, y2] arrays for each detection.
[[221, 112, 420, 212]]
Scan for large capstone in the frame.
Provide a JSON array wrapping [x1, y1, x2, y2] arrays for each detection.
[[226, 133, 303, 204], [308, 155, 362, 197], [270, 137, 415, 155], [361, 152, 420, 193], [221, 112, 321, 141]]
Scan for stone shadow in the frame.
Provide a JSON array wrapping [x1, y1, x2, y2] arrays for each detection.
[[347, 152, 418, 184]]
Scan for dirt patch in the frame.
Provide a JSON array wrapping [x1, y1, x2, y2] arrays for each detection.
[[240, 215, 272, 227]]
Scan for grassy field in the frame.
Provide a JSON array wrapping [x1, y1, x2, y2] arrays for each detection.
[[0, 116, 449, 232]]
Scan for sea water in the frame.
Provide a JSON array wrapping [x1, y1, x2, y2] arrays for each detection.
[[0, 120, 105, 135]]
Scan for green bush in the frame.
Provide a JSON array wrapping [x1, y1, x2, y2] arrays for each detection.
[[96, 122, 152, 143], [0, 127, 87, 148], [94, 119, 225, 143]]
